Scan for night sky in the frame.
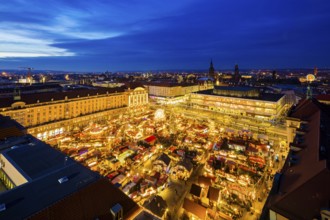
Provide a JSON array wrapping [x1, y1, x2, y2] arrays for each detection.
[[1, 0, 330, 71]]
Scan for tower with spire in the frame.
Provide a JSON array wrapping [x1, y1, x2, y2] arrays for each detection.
[[234, 64, 241, 84], [314, 66, 318, 76], [209, 59, 215, 79]]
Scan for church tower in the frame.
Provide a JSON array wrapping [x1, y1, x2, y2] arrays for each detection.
[[209, 59, 215, 79], [314, 66, 318, 76], [234, 64, 241, 83]]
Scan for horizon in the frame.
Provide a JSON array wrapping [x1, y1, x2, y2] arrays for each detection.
[[1, 67, 328, 74]]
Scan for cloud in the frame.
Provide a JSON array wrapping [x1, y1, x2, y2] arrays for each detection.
[[0, 0, 198, 59], [1, 0, 330, 69], [0, 1, 129, 58], [0, 27, 75, 58]]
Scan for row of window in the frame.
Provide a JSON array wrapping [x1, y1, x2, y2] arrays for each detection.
[[192, 95, 278, 108]]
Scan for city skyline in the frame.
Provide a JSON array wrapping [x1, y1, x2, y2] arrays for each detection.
[[1, 0, 330, 71]]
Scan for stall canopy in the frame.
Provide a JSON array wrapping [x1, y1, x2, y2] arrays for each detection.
[[177, 160, 193, 173], [183, 198, 206, 220], [207, 186, 220, 202], [144, 135, 157, 144], [190, 184, 202, 197], [198, 176, 212, 187], [156, 153, 171, 166], [143, 195, 167, 218]]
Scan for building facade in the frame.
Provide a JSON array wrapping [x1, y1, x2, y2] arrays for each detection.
[[0, 86, 148, 139], [144, 82, 213, 105], [189, 86, 287, 121]]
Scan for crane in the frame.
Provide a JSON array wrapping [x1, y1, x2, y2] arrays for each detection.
[[19, 67, 34, 85]]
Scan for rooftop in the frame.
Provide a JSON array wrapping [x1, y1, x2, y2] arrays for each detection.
[[156, 153, 171, 166], [316, 94, 330, 102], [0, 147, 100, 219], [144, 82, 198, 87], [2, 139, 76, 180], [0, 115, 26, 140], [0, 83, 62, 95], [0, 117, 138, 220], [214, 86, 256, 92], [195, 89, 285, 102], [29, 178, 139, 220], [0, 87, 127, 108], [182, 198, 206, 220]]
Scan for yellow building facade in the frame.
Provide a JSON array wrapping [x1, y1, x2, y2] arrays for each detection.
[[0, 87, 148, 132]]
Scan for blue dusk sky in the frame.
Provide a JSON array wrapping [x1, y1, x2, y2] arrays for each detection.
[[1, 0, 330, 71]]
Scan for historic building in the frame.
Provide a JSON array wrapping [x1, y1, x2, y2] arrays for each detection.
[[0, 86, 148, 139], [144, 82, 212, 105], [209, 60, 215, 80], [189, 86, 287, 121]]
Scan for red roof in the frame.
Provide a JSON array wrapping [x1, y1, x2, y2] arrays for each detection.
[[144, 135, 157, 143], [289, 98, 319, 119]]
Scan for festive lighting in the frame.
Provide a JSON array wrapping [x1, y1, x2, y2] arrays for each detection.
[[154, 109, 166, 121]]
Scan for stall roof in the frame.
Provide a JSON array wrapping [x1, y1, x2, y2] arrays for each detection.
[[177, 160, 193, 172], [208, 186, 220, 202], [134, 210, 161, 220], [190, 184, 201, 197], [182, 198, 206, 220], [144, 136, 157, 143], [198, 176, 212, 187], [156, 153, 171, 166], [143, 195, 167, 218]]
